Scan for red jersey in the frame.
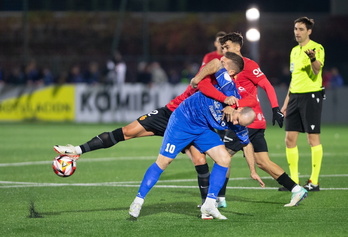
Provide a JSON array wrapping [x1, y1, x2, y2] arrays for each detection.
[[201, 51, 223, 66], [166, 51, 226, 112], [166, 85, 197, 111], [235, 57, 279, 129]]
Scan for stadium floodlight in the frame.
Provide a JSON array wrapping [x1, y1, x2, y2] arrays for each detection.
[[246, 28, 260, 42], [245, 6, 260, 62], [246, 7, 260, 21]]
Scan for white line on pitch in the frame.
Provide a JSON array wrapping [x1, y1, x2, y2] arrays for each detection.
[[1, 152, 347, 167]]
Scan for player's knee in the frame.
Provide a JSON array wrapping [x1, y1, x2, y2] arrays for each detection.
[[156, 155, 173, 170], [191, 155, 207, 166], [122, 125, 141, 139], [217, 155, 231, 167]]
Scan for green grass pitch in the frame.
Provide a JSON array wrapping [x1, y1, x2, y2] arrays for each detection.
[[1, 122, 347, 237]]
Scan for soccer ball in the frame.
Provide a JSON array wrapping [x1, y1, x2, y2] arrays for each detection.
[[52, 155, 77, 177]]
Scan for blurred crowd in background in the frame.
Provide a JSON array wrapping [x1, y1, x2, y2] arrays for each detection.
[[0, 50, 344, 89], [0, 51, 201, 87], [0, 11, 346, 89]]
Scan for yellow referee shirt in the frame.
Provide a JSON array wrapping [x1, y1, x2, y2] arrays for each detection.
[[289, 40, 325, 93]]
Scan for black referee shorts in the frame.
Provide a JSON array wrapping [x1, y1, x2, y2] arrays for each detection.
[[285, 91, 323, 133], [136, 106, 172, 136]]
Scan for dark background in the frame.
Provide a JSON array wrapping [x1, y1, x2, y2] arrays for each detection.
[[0, 0, 347, 86], [0, 0, 332, 13]]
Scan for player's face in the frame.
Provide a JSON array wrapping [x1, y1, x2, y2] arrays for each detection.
[[221, 41, 238, 54], [294, 22, 311, 44], [232, 108, 254, 126], [220, 57, 236, 76], [231, 110, 243, 125]]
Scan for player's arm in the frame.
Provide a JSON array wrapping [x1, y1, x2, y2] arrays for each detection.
[[242, 143, 265, 187], [190, 58, 222, 88], [198, 78, 228, 103], [227, 125, 265, 187], [198, 77, 240, 105], [257, 78, 284, 127]]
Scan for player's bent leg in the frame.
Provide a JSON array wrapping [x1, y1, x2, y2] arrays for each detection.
[[205, 145, 231, 167], [254, 152, 285, 179]]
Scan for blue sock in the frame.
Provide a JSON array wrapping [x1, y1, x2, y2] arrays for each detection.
[[136, 163, 164, 199], [207, 163, 228, 200]]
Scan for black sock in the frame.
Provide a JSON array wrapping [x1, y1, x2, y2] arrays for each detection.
[[218, 178, 229, 197], [277, 172, 297, 191], [195, 164, 210, 203], [80, 128, 125, 153]]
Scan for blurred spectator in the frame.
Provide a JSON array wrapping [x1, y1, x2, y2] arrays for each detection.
[[181, 62, 199, 83], [85, 61, 101, 85], [136, 61, 152, 85], [106, 50, 127, 86], [8, 65, 26, 85], [322, 68, 332, 87], [149, 61, 168, 85], [25, 59, 42, 85], [57, 71, 68, 84], [328, 67, 344, 88], [168, 68, 181, 84], [42, 67, 55, 85], [67, 64, 84, 83]]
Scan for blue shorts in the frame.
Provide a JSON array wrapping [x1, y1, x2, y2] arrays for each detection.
[[159, 110, 224, 158]]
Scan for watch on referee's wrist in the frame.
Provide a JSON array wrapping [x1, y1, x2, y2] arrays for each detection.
[[310, 57, 316, 63]]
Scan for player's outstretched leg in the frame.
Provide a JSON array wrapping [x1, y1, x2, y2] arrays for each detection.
[[54, 128, 126, 158]]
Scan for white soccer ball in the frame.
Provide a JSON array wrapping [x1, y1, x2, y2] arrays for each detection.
[[52, 155, 77, 177]]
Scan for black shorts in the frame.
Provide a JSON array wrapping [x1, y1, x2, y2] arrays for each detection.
[[222, 128, 268, 153], [285, 91, 323, 133], [136, 106, 172, 136]]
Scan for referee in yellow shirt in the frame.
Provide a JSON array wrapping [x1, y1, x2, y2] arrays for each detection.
[[281, 16, 325, 191]]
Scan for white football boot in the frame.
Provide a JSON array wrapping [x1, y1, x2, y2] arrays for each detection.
[[53, 144, 80, 159]]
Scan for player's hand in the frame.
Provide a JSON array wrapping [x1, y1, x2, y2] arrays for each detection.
[[222, 106, 235, 122], [272, 107, 284, 128], [304, 48, 316, 60], [190, 77, 199, 88], [250, 171, 265, 188], [224, 96, 239, 106]]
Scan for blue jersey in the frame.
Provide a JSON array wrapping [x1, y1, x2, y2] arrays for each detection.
[[179, 68, 248, 136], [160, 68, 250, 158]]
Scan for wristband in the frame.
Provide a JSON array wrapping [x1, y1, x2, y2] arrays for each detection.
[[311, 57, 316, 63]]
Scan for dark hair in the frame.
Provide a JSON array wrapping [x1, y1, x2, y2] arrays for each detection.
[[294, 16, 315, 30], [219, 32, 244, 47], [215, 31, 227, 38], [224, 52, 244, 74]]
